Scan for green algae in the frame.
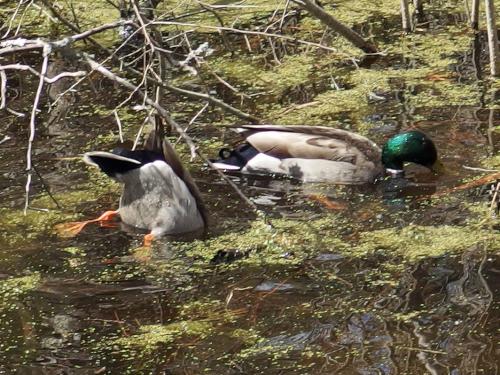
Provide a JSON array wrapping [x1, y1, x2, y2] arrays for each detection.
[[210, 53, 315, 97], [0, 164, 120, 247], [0, 274, 41, 313], [16, 0, 120, 46], [0, 208, 76, 248], [113, 320, 212, 354], [105, 298, 238, 367], [181, 215, 348, 267], [229, 328, 262, 345], [354, 223, 498, 260], [332, 0, 401, 26], [481, 154, 500, 170]]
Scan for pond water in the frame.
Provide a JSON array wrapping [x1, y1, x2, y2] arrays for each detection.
[[1, 101, 498, 374], [1, 1, 500, 374]]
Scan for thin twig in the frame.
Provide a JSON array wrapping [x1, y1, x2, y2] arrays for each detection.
[[0, 63, 86, 82], [159, 81, 260, 123], [462, 165, 499, 173], [0, 135, 11, 145], [175, 102, 209, 145], [38, 0, 117, 53], [152, 20, 342, 54], [24, 46, 50, 215], [0, 70, 6, 109], [1, 0, 27, 39], [398, 346, 446, 355], [113, 109, 124, 143], [32, 164, 62, 209], [131, 0, 155, 50], [0, 20, 132, 56], [490, 182, 499, 212]]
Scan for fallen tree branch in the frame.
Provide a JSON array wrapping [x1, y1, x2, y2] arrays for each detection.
[[124, 60, 260, 123], [291, 0, 378, 54], [0, 63, 86, 83], [0, 20, 132, 56], [162, 81, 260, 123]]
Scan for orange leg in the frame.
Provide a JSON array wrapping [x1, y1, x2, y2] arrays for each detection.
[[308, 194, 347, 211], [143, 233, 154, 247], [55, 210, 119, 238]]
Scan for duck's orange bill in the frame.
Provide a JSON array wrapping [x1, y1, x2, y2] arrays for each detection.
[[55, 210, 119, 238]]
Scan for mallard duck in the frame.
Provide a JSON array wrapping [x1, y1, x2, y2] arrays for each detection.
[[58, 125, 207, 245], [212, 125, 439, 184]]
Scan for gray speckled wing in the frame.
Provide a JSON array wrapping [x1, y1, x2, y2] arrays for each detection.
[[236, 125, 383, 183]]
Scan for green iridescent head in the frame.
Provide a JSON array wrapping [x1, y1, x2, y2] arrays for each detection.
[[381, 131, 438, 171]]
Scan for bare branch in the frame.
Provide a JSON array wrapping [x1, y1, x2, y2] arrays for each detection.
[[131, 0, 155, 50], [0, 20, 132, 56], [84, 54, 198, 158], [113, 109, 124, 143], [152, 20, 342, 54], [0, 63, 86, 82], [291, 0, 378, 53], [1, 0, 28, 39], [161, 82, 260, 123], [0, 70, 6, 109], [24, 46, 49, 214]]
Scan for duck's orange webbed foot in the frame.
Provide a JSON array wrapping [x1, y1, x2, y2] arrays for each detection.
[[55, 210, 119, 238], [143, 233, 154, 247]]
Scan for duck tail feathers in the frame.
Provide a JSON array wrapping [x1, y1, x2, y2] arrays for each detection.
[[83, 151, 141, 177]]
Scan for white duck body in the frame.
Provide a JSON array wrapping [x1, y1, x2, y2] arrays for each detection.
[[83, 128, 207, 237], [116, 159, 204, 236], [217, 125, 384, 184]]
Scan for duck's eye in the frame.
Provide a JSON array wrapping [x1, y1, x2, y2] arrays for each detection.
[[219, 148, 232, 159]]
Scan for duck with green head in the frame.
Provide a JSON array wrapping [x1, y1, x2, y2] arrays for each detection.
[[212, 125, 440, 183]]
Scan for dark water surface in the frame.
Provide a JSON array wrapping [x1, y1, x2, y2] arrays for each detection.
[[0, 102, 498, 374]]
